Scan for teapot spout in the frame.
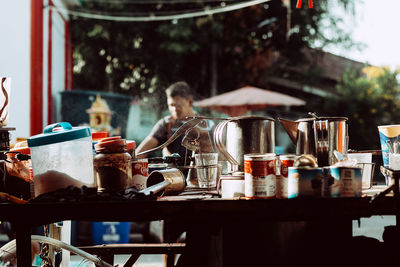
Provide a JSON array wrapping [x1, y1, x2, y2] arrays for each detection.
[[278, 117, 299, 144]]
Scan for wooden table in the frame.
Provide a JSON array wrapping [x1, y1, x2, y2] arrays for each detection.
[[1, 193, 398, 267]]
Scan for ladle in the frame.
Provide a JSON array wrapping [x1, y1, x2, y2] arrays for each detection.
[[136, 117, 204, 157]]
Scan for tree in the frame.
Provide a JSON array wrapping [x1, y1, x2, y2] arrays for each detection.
[[70, 0, 356, 114], [322, 66, 400, 150]]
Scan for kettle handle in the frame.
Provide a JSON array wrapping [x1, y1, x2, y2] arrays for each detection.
[[213, 120, 240, 171]]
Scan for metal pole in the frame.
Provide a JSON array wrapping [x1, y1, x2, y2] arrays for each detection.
[[14, 222, 32, 267]]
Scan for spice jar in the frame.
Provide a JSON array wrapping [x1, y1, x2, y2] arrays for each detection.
[[94, 136, 132, 192]]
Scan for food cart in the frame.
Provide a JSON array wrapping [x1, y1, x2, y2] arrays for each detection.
[[1, 116, 400, 267]]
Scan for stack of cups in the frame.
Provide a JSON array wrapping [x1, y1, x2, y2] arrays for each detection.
[[378, 125, 400, 185]]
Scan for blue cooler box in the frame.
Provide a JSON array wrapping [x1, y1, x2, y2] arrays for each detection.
[[92, 222, 131, 245]]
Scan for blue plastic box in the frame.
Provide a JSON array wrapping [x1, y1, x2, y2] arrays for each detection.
[[92, 222, 130, 245]]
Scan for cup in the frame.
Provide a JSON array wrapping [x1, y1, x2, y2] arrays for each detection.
[[378, 125, 400, 167], [347, 153, 374, 189], [389, 153, 400, 171], [378, 125, 400, 185], [131, 158, 148, 191], [195, 152, 218, 188]]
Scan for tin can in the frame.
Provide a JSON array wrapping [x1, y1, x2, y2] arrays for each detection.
[[148, 163, 168, 174], [325, 166, 362, 197], [277, 154, 298, 198], [288, 167, 323, 198], [132, 158, 149, 190], [244, 153, 276, 198], [217, 173, 245, 198]]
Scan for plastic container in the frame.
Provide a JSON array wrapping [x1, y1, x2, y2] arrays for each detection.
[[92, 132, 109, 142], [92, 222, 131, 245], [5, 143, 33, 199], [94, 136, 132, 192], [6, 145, 32, 182], [27, 122, 94, 197]]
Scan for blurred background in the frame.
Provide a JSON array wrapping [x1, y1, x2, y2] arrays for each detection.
[[1, 0, 400, 257], [2, 0, 400, 155]]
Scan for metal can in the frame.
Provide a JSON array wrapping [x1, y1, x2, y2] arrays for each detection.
[[325, 166, 362, 197], [288, 167, 323, 198], [217, 173, 245, 198], [132, 158, 149, 190], [244, 153, 276, 198], [277, 154, 298, 198]]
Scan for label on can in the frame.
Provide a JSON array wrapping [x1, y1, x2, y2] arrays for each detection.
[[277, 154, 297, 198], [132, 159, 149, 190], [244, 153, 276, 198], [326, 167, 362, 197], [288, 167, 323, 198]]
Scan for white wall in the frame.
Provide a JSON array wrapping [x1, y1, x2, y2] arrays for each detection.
[[43, 1, 67, 127], [51, 2, 67, 123], [0, 0, 68, 142], [0, 1, 31, 141]]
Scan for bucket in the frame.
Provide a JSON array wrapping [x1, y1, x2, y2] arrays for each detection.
[[27, 122, 95, 197], [92, 222, 131, 245]]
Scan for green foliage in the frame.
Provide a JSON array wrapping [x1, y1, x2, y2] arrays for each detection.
[[70, 0, 356, 114], [323, 67, 400, 150]]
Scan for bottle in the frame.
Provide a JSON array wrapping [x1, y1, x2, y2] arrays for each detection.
[[94, 136, 132, 192]]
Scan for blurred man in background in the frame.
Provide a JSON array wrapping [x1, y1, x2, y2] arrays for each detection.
[[136, 81, 197, 158]]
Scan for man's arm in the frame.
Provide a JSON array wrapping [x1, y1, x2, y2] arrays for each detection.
[[136, 136, 159, 158]]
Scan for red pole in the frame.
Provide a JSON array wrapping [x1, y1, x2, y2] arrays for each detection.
[[30, 0, 44, 135], [47, 0, 53, 124], [296, 0, 313, 8]]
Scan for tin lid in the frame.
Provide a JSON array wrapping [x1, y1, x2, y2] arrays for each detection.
[[244, 153, 276, 160], [97, 136, 121, 143], [279, 154, 298, 160], [219, 173, 244, 180], [296, 116, 348, 122], [27, 122, 91, 147], [95, 136, 127, 152], [231, 115, 274, 121], [148, 163, 169, 168]]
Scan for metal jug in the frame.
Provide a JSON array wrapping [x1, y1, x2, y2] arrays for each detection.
[[214, 116, 275, 173], [278, 115, 348, 167]]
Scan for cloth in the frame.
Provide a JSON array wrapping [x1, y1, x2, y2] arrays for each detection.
[[149, 116, 189, 157]]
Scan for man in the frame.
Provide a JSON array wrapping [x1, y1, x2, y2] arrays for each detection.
[[135, 81, 200, 267], [136, 81, 197, 158]]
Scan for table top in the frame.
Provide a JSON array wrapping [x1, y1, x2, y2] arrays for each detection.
[[0, 187, 397, 227]]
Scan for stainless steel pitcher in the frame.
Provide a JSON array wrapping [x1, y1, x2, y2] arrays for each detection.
[[214, 116, 275, 173], [278, 116, 348, 167]]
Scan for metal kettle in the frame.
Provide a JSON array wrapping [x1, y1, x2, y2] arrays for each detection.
[[214, 115, 275, 173], [278, 114, 348, 167]]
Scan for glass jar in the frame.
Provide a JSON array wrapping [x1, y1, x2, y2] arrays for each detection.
[[94, 137, 132, 192]]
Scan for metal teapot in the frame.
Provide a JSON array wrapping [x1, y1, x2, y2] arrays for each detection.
[[278, 114, 348, 167], [214, 115, 275, 173]]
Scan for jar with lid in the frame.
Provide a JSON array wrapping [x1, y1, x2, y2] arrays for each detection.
[[94, 136, 132, 192]]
